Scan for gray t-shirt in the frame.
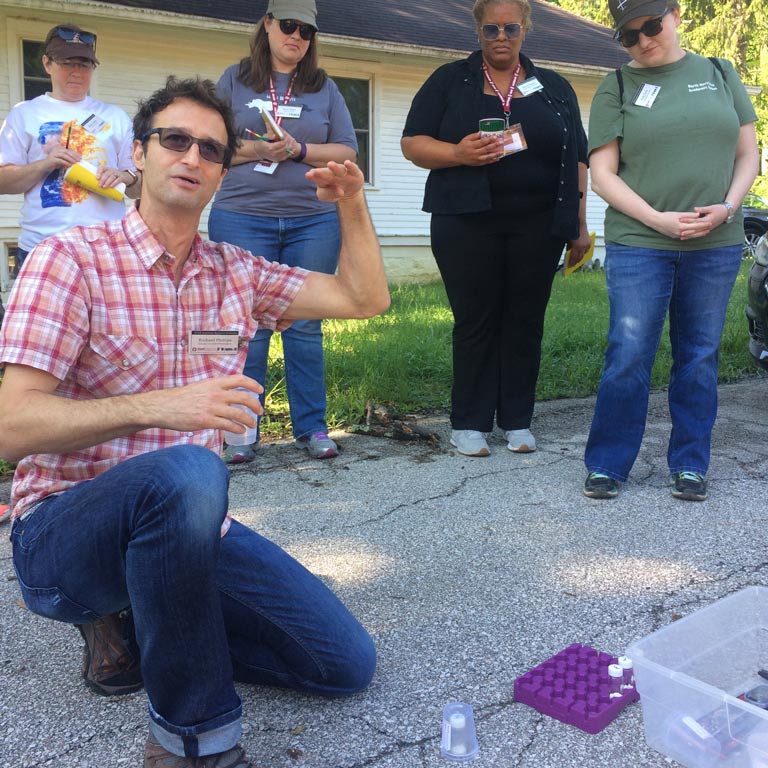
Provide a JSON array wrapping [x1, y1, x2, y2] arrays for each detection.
[[588, 52, 757, 250], [212, 66, 357, 217]]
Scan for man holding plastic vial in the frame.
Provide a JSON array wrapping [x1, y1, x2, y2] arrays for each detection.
[[0, 76, 388, 768]]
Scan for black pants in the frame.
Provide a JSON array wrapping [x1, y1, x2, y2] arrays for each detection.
[[431, 209, 565, 432]]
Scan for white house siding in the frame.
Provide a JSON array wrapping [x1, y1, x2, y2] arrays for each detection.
[[0, 4, 612, 291]]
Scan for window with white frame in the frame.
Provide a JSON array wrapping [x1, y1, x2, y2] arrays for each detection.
[[23, 39, 49, 100], [6, 19, 56, 106], [334, 77, 370, 182]]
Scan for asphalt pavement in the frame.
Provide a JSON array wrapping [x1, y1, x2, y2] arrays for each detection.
[[2, 376, 768, 768]]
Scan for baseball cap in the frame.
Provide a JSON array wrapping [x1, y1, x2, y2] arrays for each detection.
[[608, 0, 667, 29], [266, 0, 318, 28], [44, 24, 99, 65]]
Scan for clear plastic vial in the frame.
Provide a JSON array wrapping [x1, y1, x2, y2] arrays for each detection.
[[608, 663, 623, 699], [617, 655, 635, 691]]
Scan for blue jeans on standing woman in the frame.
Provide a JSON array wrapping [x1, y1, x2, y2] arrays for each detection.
[[10, 446, 375, 758], [208, 208, 341, 441], [585, 243, 742, 481]]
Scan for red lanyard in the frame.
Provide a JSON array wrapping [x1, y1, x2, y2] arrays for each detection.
[[268, 73, 297, 128], [482, 61, 521, 126]]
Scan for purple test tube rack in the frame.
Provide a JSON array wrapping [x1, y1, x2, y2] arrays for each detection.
[[513, 643, 640, 734]]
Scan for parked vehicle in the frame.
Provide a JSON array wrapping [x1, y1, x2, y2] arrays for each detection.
[[746, 233, 768, 370], [743, 193, 768, 259]]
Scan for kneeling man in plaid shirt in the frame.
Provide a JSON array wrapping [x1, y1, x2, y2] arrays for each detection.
[[0, 76, 388, 768]]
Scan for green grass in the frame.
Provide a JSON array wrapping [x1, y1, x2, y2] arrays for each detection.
[[0, 263, 757, 452], [259, 261, 758, 437]]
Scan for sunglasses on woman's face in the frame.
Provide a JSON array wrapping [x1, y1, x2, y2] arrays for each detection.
[[142, 128, 228, 164], [277, 18, 316, 41], [617, 8, 672, 48], [480, 23, 523, 41]]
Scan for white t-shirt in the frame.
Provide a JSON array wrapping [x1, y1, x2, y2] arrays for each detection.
[[0, 93, 135, 251]]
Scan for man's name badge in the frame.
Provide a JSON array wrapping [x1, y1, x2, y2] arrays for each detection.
[[633, 83, 661, 108], [517, 77, 544, 96], [189, 330, 240, 355], [276, 105, 302, 119]]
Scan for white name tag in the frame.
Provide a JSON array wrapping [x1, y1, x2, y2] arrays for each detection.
[[276, 105, 302, 119], [189, 330, 240, 355], [81, 113, 107, 133], [517, 77, 544, 96], [253, 160, 279, 175], [633, 83, 661, 108]]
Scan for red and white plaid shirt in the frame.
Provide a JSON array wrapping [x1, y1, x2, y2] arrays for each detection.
[[0, 206, 307, 519]]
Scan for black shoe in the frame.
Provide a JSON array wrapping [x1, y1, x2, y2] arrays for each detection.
[[671, 472, 708, 501], [77, 609, 143, 696], [583, 472, 619, 499]]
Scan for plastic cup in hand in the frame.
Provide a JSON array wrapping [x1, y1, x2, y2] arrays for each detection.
[[222, 388, 259, 446], [440, 702, 479, 762]]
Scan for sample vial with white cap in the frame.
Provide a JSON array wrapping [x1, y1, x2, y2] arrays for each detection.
[[440, 702, 479, 762], [617, 655, 635, 691], [608, 663, 623, 699]]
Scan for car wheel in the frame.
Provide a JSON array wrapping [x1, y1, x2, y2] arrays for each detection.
[[744, 223, 766, 259]]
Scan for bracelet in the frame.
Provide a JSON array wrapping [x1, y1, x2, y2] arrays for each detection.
[[722, 200, 735, 224], [292, 142, 307, 163], [124, 169, 139, 188]]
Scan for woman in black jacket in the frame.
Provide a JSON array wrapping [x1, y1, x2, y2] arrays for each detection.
[[402, 0, 590, 457]]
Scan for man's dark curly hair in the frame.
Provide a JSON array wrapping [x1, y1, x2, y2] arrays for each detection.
[[133, 76, 240, 169]]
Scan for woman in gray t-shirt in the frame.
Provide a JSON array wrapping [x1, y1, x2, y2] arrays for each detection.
[[209, 0, 357, 464]]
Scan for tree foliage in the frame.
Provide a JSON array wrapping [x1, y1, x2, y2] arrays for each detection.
[[546, 0, 767, 188]]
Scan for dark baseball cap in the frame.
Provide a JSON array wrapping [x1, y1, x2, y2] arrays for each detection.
[[608, 0, 667, 29], [44, 24, 99, 65]]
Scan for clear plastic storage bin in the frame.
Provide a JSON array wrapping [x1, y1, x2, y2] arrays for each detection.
[[627, 586, 768, 768]]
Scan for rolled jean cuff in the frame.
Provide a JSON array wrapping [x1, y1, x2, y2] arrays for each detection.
[[148, 699, 242, 758]]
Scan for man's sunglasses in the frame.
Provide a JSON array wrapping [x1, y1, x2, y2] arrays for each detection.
[[276, 18, 316, 41], [481, 23, 523, 41], [142, 128, 228, 165], [617, 8, 672, 48], [52, 26, 97, 47]]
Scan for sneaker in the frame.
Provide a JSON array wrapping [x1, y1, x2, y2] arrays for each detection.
[[672, 471, 708, 501], [222, 442, 256, 465], [295, 432, 339, 459], [583, 471, 619, 499], [144, 734, 257, 767], [0, 504, 10, 525], [505, 428, 536, 453], [450, 429, 490, 457], [77, 610, 143, 697]]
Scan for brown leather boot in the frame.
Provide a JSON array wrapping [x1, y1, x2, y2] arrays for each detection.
[[77, 609, 143, 696], [144, 734, 258, 767]]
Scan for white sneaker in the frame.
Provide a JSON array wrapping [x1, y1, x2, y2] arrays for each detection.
[[450, 430, 490, 457], [506, 428, 536, 453]]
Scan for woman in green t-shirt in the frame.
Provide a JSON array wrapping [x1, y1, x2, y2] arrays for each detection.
[[582, 0, 759, 502]]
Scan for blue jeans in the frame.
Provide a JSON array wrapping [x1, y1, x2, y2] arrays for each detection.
[[585, 243, 742, 481], [208, 208, 341, 441], [10, 446, 375, 758], [16, 247, 29, 274]]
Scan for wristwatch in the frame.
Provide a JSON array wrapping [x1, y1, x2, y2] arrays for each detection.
[[723, 200, 735, 224], [124, 169, 139, 188]]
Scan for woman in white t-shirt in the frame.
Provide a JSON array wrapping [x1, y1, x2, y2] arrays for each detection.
[[0, 23, 138, 269]]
